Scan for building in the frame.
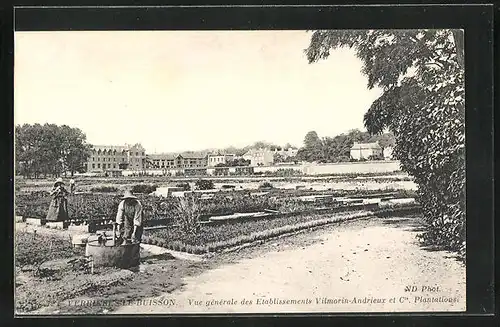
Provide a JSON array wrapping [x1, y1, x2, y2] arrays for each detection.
[[145, 152, 208, 169], [242, 148, 274, 166], [383, 146, 394, 160], [86, 143, 146, 173], [350, 142, 383, 160], [272, 147, 299, 159], [145, 153, 177, 169], [207, 152, 236, 167], [175, 152, 208, 168]]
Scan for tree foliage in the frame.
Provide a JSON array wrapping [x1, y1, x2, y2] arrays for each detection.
[[297, 129, 394, 163], [305, 29, 465, 258], [15, 123, 92, 178]]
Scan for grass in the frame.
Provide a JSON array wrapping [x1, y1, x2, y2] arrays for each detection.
[[15, 230, 84, 267]]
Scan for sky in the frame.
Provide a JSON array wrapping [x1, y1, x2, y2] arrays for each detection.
[[14, 30, 382, 153]]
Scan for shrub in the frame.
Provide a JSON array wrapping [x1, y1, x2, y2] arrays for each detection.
[[368, 154, 383, 161], [258, 182, 274, 189], [195, 179, 214, 190], [221, 184, 236, 189], [174, 196, 202, 240], [175, 183, 191, 191], [131, 184, 157, 194]]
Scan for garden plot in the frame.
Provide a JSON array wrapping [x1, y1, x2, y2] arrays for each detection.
[[208, 211, 272, 222], [14, 230, 128, 313], [209, 180, 417, 191]]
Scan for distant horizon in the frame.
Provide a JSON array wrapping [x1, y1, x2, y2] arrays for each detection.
[[15, 121, 374, 154], [14, 30, 382, 153]]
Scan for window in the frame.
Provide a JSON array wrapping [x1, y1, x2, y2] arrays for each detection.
[[97, 163, 100, 168], [114, 164, 116, 169], [136, 152, 138, 156], [92, 164, 95, 168]]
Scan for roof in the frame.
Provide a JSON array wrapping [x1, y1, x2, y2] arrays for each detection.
[[147, 153, 177, 160], [350, 142, 382, 150], [208, 152, 236, 157], [180, 152, 208, 159], [92, 145, 129, 151], [91, 144, 145, 152], [147, 152, 208, 159]]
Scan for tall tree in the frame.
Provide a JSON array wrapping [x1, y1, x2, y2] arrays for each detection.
[[306, 29, 465, 258], [15, 123, 92, 178], [303, 131, 322, 149], [59, 125, 93, 176]]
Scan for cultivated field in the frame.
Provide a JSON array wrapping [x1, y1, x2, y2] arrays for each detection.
[[14, 172, 464, 315]]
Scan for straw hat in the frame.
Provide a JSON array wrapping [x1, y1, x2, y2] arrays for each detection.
[[54, 178, 65, 186], [122, 190, 138, 200]]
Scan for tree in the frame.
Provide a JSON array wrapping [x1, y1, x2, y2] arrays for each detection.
[[252, 141, 272, 149], [59, 125, 93, 176], [297, 131, 324, 162], [303, 131, 321, 149], [273, 153, 285, 163], [372, 132, 396, 149], [15, 123, 92, 178], [306, 29, 465, 259]]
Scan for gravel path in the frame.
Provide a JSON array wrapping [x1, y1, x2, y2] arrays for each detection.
[[113, 216, 466, 314]]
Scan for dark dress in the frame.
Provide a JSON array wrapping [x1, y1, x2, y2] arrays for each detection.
[[46, 186, 69, 222]]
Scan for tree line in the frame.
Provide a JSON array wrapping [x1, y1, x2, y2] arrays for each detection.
[[295, 129, 395, 163], [15, 123, 92, 178]]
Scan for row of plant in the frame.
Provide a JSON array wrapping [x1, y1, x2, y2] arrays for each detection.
[[143, 211, 373, 254], [15, 186, 416, 222], [14, 191, 281, 221], [373, 205, 422, 217]]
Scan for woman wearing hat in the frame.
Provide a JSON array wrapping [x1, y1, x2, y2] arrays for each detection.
[[46, 178, 69, 222], [115, 190, 143, 244]]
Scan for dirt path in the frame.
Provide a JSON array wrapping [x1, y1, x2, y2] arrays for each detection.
[[109, 216, 465, 314]]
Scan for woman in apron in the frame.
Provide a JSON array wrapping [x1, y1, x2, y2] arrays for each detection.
[[46, 178, 69, 222]]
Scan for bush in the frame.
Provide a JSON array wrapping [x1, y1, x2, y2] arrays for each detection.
[[175, 183, 191, 191], [368, 154, 383, 161], [131, 184, 157, 194], [258, 182, 274, 189], [90, 185, 118, 193], [195, 179, 214, 190]]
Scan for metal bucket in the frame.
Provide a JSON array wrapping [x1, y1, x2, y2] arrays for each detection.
[[85, 238, 140, 269]]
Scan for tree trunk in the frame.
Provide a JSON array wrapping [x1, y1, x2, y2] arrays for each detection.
[[452, 30, 464, 69]]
